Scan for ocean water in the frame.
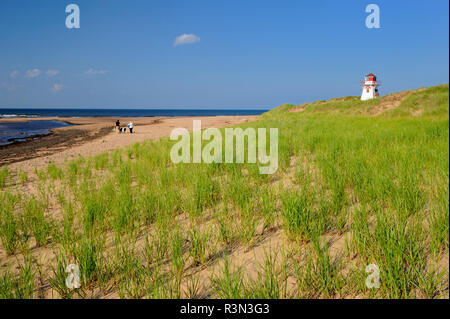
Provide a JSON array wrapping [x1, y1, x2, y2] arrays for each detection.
[[0, 108, 267, 118], [0, 120, 73, 146]]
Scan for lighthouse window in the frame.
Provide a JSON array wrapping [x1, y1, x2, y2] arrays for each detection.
[[366, 88, 370, 93]]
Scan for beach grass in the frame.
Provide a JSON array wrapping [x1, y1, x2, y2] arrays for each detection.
[[0, 84, 448, 299]]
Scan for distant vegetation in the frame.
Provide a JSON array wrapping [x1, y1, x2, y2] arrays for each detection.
[[0, 84, 448, 299]]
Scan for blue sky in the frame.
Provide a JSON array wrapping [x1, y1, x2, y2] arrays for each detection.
[[0, 0, 448, 109]]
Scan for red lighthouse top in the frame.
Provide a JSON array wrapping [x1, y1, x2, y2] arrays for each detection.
[[365, 73, 377, 82]]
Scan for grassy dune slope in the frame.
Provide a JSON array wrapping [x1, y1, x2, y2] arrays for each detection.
[[0, 84, 448, 299]]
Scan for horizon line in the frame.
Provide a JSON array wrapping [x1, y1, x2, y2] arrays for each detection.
[[0, 107, 272, 110]]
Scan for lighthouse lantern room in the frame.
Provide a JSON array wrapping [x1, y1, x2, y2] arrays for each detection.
[[361, 73, 380, 101]]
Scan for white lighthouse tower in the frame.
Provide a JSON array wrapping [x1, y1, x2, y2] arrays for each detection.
[[361, 73, 380, 101]]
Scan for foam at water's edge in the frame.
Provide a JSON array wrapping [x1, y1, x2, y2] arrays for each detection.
[[0, 114, 39, 118]]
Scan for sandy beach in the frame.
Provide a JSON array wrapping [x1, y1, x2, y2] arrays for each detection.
[[0, 115, 259, 171]]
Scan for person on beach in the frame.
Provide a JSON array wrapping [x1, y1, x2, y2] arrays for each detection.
[[127, 122, 134, 133], [115, 120, 120, 133]]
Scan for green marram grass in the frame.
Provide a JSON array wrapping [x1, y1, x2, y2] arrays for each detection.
[[0, 84, 448, 299]]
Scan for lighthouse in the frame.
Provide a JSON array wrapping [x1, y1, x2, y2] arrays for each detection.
[[361, 73, 380, 101]]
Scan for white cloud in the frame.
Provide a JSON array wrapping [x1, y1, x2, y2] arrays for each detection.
[[84, 68, 107, 75], [46, 69, 60, 76], [10, 70, 19, 78], [51, 83, 64, 92], [25, 69, 41, 78], [173, 34, 200, 47]]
